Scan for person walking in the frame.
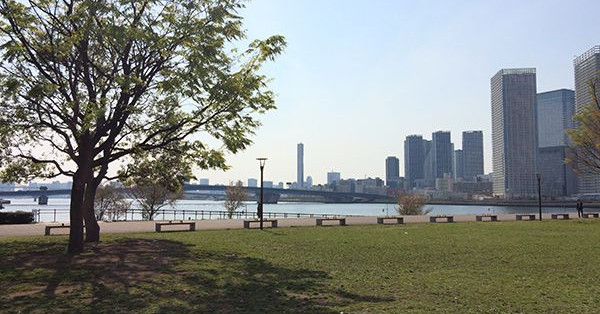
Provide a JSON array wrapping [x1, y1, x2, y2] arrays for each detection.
[[576, 200, 584, 218]]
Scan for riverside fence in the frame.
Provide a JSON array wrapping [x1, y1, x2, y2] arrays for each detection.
[[31, 208, 364, 223]]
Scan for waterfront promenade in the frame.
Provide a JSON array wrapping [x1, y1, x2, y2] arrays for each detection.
[[0, 213, 580, 237]]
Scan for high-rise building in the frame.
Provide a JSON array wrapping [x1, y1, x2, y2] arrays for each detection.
[[574, 46, 600, 195], [491, 68, 538, 198], [297, 143, 304, 188], [247, 178, 258, 187], [404, 135, 426, 188], [537, 89, 577, 197], [422, 139, 433, 187], [327, 171, 341, 186], [199, 178, 209, 185], [538, 89, 575, 147], [431, 131, 453, 180], [462, 131, 484, 181], [306, 176, 313, 188], [385, 156, 400, 187], [453, 149, 464, 181]]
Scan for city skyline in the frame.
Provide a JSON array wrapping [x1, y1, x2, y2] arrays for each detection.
[[170, 1, 599, 185]]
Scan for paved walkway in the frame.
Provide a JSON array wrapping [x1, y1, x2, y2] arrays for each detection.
[[0, 213, 588, 237]]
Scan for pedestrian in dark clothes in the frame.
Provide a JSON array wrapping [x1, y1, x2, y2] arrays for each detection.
[[577, 200, 584, 218]]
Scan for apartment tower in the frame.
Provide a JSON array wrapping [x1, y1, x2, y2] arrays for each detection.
[[491, 68, 538, 198], [297, 143, 304, 188], [573, 46, 600, 195]]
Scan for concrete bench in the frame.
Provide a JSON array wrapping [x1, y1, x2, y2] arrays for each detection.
[[516, 214, 536, 221], [316, 218, 346, 226], [377, 217, 404, 224], [155, 221, 196, 232], [582, 213, 600, 218], [44, 224, 70, 236], [551, 213, 570, 220], [430, 215, 454, 223], [476, 215, 498, 222], [243, 219, 278, 229]]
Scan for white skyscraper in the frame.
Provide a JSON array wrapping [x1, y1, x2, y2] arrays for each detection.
[[297, 143, 304, 188]]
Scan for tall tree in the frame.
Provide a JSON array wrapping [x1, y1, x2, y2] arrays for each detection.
[[0, 0, 285, 253], [567, 81, 600, 174]]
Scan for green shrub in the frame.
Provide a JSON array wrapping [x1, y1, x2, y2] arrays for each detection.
[[0, 211, 34, 224]]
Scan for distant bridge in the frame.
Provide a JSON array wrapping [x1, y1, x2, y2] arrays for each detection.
[[0, 184, 395, 203]]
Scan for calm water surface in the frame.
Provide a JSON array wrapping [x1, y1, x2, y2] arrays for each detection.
[[0, 197, 578, 223]]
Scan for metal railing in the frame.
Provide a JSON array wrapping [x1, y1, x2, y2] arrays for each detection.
[[31, 208, 364, 223]]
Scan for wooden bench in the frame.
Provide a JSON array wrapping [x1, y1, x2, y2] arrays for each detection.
[[551, 213, 570, 220], [44, 224, 70, 236], [155, 221, 196, 232], [429, 215, 454, 223], [316, 218, 346, 226], [377, 217, 404, 224], [243, 219, 278, 229], [582, 212, 600, 218], [476, 215, 498, 222], [516, 214, 536, 221]]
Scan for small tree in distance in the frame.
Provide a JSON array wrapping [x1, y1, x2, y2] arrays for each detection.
[[129, 183, 182, 221], [94, 185, 130, 221], [396, 193, 431, 215], [224, 181, 247, 219], [122, 148, 193, 221]]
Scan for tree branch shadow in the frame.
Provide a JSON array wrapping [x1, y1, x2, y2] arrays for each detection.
[[0, 238, 395, 313]]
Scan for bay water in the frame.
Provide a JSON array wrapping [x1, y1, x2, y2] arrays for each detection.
[[0, 196, 577, 223]]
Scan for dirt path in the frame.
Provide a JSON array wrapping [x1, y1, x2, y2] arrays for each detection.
[[0, 213, 571, 237]]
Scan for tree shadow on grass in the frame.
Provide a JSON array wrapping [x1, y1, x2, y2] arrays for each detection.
[[0, 238, 393, 313]]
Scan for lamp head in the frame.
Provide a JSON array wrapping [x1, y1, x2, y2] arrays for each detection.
[[256, 157, 267, 167]]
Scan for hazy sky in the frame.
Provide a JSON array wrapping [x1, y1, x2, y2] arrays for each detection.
[[199, 0, 600, 185]]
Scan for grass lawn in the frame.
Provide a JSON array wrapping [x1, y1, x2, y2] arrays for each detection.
[[1, 220, 600, 313]]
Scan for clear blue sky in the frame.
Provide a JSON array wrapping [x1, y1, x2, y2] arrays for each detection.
[[200, 0, 600, 185]]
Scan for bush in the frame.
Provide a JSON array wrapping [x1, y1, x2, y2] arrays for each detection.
[[0, 211, 34, 224], [396, 193, 432, 215]]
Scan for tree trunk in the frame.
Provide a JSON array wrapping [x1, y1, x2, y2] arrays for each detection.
[[81, 155, 103, 242], [83, 181, 100, 242], [67, 171, 86, 254]]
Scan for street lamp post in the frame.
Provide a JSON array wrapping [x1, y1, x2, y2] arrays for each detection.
[[536, 173, 542, 221], [257, 158, 267, 230]]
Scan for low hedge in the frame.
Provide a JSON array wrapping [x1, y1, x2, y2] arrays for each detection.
[[0, 211, 35, 224]]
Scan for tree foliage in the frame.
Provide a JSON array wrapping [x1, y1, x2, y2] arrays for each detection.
[[224, 180, 246, 219], [567, 80, 600, 174], [94, 184, 130, 221], [0, 0, 285, 253], [396, 193, 431, 215]]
